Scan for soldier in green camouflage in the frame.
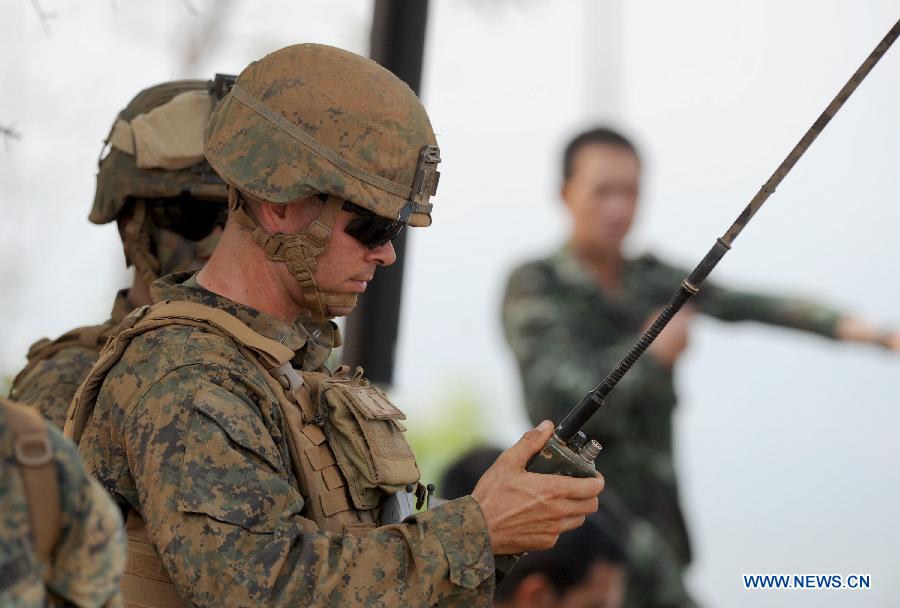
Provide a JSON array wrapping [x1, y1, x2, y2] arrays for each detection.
[[9, 79, 229, 427], [502, 126, 900, 599], [0, 397, 125, 607], [68, 44, 605, 607]]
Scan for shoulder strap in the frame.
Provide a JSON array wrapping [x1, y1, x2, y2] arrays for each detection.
[[1, 398, 61, 579], [141, 300, 294, 368], [64, 300, 296, 443]]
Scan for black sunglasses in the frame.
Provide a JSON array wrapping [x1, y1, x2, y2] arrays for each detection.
[[315, 194, 406, 250], [146, 196, 228, 241]]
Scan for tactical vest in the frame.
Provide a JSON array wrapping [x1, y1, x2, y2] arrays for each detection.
[[0, 399, 61, 585], [10, 324, 110, 400], [65, 300, 420, 608]]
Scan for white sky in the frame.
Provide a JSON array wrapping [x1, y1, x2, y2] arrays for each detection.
[[2, 1, 899, 606]]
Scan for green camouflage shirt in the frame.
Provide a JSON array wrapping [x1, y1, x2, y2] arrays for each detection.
[[0, 398, 125, 607], [10, 290, 134, 428], [502, 244, 841, 567], [78, 272, 495, 607]]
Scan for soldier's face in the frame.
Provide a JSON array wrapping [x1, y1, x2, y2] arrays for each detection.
[[562, 144, 640, 257], [313, 208, 397, 316]]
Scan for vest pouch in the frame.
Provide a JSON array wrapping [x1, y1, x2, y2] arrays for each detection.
[[319, 380, 420, 511]]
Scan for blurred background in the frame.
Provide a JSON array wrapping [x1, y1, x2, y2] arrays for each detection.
[[2, 1, 898, 606]]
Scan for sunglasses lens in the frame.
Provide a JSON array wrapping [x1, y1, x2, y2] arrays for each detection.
[[342, 203, 405, 249]]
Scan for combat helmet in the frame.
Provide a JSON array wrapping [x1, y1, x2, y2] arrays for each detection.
[[92, 76, 233, 284], [204, 43, 441, 319]]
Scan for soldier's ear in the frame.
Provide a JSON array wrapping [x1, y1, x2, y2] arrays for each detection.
[[511, 573, 557, 608], [560, 181, 575, 210], [249, 200, 289, 233]]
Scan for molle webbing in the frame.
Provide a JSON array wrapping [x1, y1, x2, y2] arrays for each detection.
[[120, 510, 186, 608], [1, 399, 61, 580], [255, 365, 376, 534]]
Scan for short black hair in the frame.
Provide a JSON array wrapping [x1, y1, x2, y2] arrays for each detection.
[[495, 515, 627, 602], [562, 126, 639, 182], [439, 447, 627, 601]]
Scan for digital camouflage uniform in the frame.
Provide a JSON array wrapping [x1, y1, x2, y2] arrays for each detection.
[[74, 273, 494, 607], [0, 398, 125, 607], [10, 291, 132, 428], [502, 245, 842, 602], [10, 78, 228, 429]]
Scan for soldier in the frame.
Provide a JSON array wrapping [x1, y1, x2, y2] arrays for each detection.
[[0, 397, 125, 607], [502, 127, 900, 579], [66, 44, 605, 607], [10, 78, 230, 428]]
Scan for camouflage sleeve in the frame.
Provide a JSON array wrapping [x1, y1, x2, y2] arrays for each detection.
[[10, 347, 99, 429], [636, 255, 842, 339], [695, 281, 842, 338], [127, 364, 495, 608], [502, 267, 674, 426], [47, 424, 126, 608]]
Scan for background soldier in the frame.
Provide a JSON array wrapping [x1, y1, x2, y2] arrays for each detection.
[[502, 126, 900, 581], [0, 397, 125, 607], [9, 79, 229, 427], [67, 44, 604, 607]]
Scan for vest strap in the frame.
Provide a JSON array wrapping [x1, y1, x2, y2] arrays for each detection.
[[2, 399, 60, 580]]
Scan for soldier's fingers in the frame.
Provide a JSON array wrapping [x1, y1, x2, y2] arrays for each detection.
[[561, 496, 599, 517], [499, 421, 554, 468], [556, 514, 588, 534], [541, 474, 604, 499]]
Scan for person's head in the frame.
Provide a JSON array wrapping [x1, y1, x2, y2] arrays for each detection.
[[495, 518, 627, 608], [561, 127, 641, 259], [204, 43, 441, 321], [440, 447, 628, 608], [91, 77, 233, 295]]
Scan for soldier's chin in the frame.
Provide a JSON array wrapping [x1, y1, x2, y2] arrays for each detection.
[[326, 304, 356, 318], [324, 294, 359, 318]]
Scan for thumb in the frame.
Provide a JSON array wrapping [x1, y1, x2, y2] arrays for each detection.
[[503, 420, 554, 468]]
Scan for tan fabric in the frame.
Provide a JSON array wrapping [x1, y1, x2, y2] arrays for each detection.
[[314, 378, 421, 511], [129, 90, 213, 170], [121, 511, 185, 608], [2, 399, 60, 580], [109, 118, 135, 155]]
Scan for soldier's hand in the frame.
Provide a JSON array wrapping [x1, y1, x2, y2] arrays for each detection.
[[471, 420, 604, 555], [835, 316, 900, 352], [647, 305, 695, 368]]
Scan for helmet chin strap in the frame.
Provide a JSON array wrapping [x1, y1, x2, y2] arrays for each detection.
[[230, 188, 358, 320], [121, 200, 161, 287]]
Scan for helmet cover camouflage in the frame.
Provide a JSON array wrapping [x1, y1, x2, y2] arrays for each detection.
[[204, 43, 440, 228], [91, 79, 229, 225]]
